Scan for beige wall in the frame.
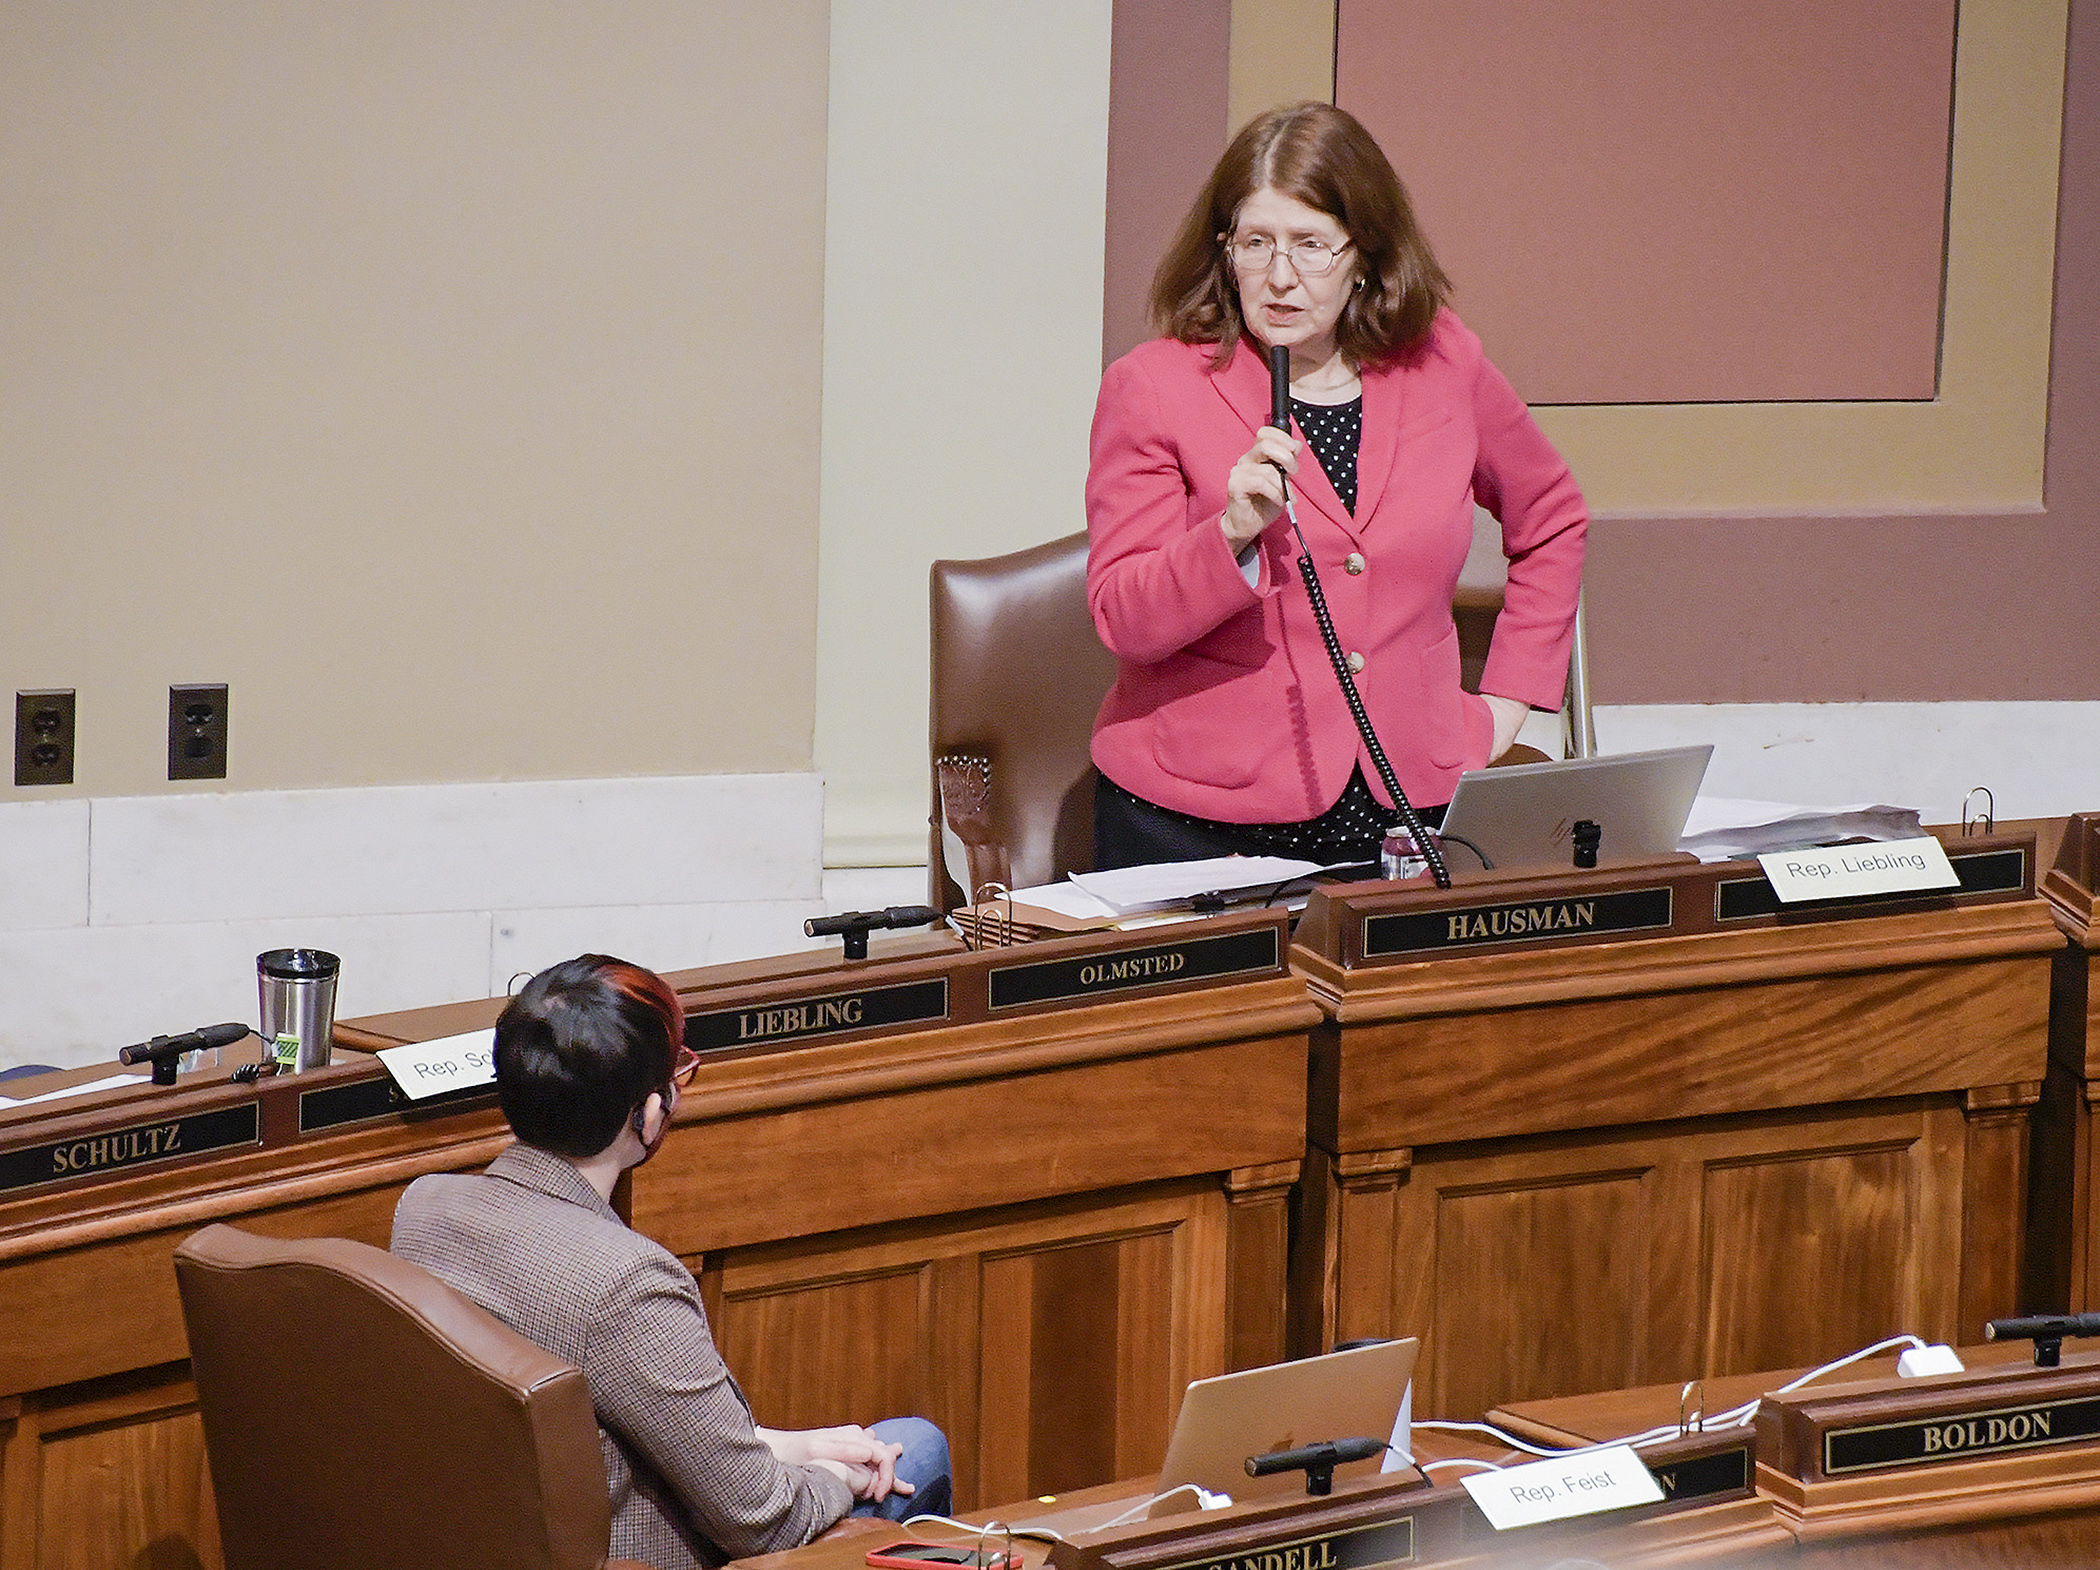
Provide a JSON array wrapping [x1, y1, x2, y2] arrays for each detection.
[[814, 1, 1114, 866], [1, 1, 829, 796]]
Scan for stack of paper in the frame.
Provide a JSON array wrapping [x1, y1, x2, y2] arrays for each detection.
[[1067, 855, 1331, 916], [1678, 796, 1927, 863]]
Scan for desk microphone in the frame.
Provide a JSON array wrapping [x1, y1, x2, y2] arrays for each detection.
[[805, 905, 944, 960], [119, 1022, 250, 1085], [1987, 1313, 2100, 1366], [1246, 1436, 1387, 1496]]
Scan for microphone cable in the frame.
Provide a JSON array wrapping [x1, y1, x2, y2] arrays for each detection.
[[1268, 345, 1452, 889]]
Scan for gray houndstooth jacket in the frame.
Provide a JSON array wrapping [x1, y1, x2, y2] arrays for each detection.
[[391, 1143, 853, 1569]]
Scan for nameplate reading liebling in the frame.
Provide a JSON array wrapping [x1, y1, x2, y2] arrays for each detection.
[[685, 978, 950, 1053], [1363, 887, 1673, 958], [988, 925, 1280, 1011], [1758, 836, 1960, 905], [1824, 1394, 2100, 1475], [0, 1101, 261, 1196], [1155, 1515, 1414, 1570]]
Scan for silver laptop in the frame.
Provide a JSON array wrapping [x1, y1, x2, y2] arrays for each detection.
[[1153, 1339, 1419, 1514], [1439, 745, 1713, 874]]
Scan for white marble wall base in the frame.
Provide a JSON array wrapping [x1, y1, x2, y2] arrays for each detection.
[[0, 773, 826, 1071], [1593, 702, 2100, 824]]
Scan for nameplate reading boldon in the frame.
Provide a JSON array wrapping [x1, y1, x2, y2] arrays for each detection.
[[685, 978, 949, 1054], [1460, 1444, 1663, 1531], [377, 1029, 496, 1101], [0, 1101, 261, 1196], [1824, 1393, 2100, 1475], [1363, 887, 1672, 959], [1155, 1515, 1414, 1570], [987, 924, 1280, 1011], [1758, 836, 1960, 905]]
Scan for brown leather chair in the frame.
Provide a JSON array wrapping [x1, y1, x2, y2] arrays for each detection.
[[927, 530, 1589, 910], [174, 1222, 648, 1570], [929, 533, 1118, 910]]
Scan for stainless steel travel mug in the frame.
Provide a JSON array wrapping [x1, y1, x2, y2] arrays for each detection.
[[257, 948, 340, 1073]]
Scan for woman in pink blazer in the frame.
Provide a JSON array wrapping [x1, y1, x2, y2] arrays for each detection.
[[1088, 102, 1586, 869]]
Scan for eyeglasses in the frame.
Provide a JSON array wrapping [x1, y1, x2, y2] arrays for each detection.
[[1220, 233, 1353, 278], [672, 1044, 701, 1086]]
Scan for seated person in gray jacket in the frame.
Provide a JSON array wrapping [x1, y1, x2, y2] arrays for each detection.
[[392, 953, 951, 1570]]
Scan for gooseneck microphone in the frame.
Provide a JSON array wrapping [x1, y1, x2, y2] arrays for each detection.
[[1265, 344, 1452, 889], [118, 1022, 251, 1085]]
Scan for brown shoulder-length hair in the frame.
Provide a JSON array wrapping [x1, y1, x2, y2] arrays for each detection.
[[1151, 102, 1451, 371]]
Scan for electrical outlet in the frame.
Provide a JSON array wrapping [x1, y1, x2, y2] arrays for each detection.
[[168, 684, 229, 781], [15, 690, 76, 787]]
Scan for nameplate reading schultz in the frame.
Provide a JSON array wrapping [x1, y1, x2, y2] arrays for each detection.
[[1365, 887, 1673, 958], [989, 925, 1280, 1011], [0, 1102, 261, 1196], [1824, 1394, 2100, 1475], [685, 978, 950, 1053], [1155, 1516, 1414, 1570]]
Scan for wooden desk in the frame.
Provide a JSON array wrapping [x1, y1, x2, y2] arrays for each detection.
[[0, 914, 1317, 1566], [2027, 813, 2100, 1312], [1290, 835, 2062, 1422], [1496, 1340, 2100, 1566]]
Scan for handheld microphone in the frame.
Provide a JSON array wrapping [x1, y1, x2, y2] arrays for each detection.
[[1268, 343, 1292, 437], [119, 1022, 251, 1085]]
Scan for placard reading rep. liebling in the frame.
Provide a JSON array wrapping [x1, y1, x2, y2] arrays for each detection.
[[1756, 836, 1959, 905]]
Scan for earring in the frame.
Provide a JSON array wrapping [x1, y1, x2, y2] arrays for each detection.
[[1352, 276, 1365, 292]]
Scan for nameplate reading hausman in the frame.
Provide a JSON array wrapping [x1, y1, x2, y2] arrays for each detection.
[[1, 1102, 261, 1196], [1364, 887, 1672, 958], [1824, 1394, 2100, 1475]]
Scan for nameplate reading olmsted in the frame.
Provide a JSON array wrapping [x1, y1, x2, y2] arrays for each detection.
[[685, 978, 949, 1053], [1156, 1517, 1414, 1570], [0, 1102, 261, 1196], [988, 924, 1280, 1011], [1824, 1395, 2100, 1475], [1364, 887, 1672, 958]]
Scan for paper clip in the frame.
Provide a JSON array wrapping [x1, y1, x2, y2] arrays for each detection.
[[1679, 1379, 1705, 1436], [1962, 786, 1996, 837], [972, 1520, 1017, 1570], [964, 882, 1015, 951]]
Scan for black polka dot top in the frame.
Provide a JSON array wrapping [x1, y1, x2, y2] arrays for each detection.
[[1291, 395, 1363, 515]]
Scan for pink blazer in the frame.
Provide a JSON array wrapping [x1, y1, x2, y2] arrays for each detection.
[[1086, 313, 1586, 823]]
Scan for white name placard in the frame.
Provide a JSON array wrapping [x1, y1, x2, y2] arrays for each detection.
[[376, 1029, 497, 1101], [1757, 836, 1960, 904], [1460, 1444, 1663, 1531]]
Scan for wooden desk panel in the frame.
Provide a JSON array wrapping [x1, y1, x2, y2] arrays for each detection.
[[0, 935, 1316, 1562], [2027, 813, 2100, 1314], [1295, 883, 2061, 1422]]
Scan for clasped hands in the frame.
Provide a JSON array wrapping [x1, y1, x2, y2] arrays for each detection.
[[759, 1424, 911, 1502]]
